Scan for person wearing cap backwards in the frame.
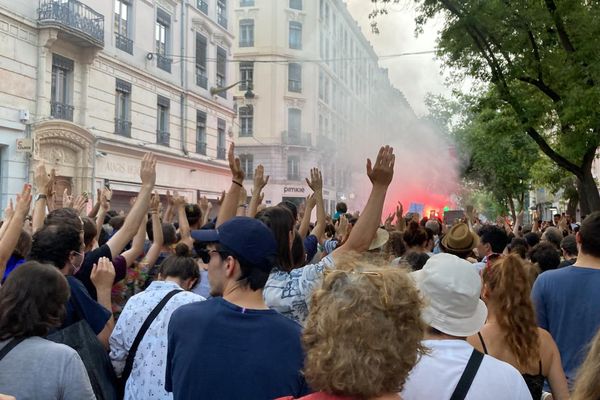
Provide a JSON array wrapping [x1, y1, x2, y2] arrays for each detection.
[[165, 217, 309, 400], [402, 253, 532, 400]]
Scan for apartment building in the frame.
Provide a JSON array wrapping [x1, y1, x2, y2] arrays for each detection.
[[0, 0, 237, 211], [230, 0, 415, 212]]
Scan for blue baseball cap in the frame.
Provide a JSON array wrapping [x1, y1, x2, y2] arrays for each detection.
[[191, 217, 277, 272]]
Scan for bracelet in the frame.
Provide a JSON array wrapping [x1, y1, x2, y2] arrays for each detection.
[[238, 204, 247, 208], [35, 194, 47, 201], [232, 180, 243, 188]]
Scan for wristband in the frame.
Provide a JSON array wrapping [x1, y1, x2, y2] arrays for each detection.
[[35, 194, 47, 202], [232, 180, 243, 188]]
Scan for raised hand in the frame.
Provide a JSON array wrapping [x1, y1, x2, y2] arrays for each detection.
[[305, 168, 323, 193], [63, 188, 74, 209], [228, 143, 245, 183], [3, 199, 14, 221], [238, 185, 248, 206], [367, 145, 395, 187], [34, 164, 50, 193], [217, 190, 226, 206], [198, 196, 209, 213], [149, 191, 160, 213], [73, 194, 88, 214], [253, 164, 269, 191], [305, 193, 317, 210], [15, 184, 32, 216], [396, 201, 404, 220], [140, 152, 157, 186], [173, 194, 187, 208], [91, 257, 116, 292]]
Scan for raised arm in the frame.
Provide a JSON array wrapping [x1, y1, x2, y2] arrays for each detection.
[[298, 194, 316, 238], [333, 146, 394, 258], [107, 153, 156, 257], [88, 189, 102, 219], [236, 186, 248, 217], [248, 164, 269, 218], [216, 143, 245, 227], [394, 202, 406, 232], [198, 196, 211, 226], [0, 200, 14, 241], [513, 209, 524, 237], [94, 188, 111, 244], [0, 184, 32, 279], [306, 168, 326, 241], [121, 214, 148, 267], [144, 193, 164, 267], [175, 195, 194, 249], [91, 257, 116, 349], [31, 164, 55, 233]]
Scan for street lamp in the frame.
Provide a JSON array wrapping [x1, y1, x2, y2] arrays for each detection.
[[210, 80, 255, 99]]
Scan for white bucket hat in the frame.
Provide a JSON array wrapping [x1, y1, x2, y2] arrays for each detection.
[[411, 253, 487, 337]]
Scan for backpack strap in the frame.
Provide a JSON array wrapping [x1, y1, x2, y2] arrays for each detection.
[[449, 349, 484, 400], [0, 337, 26, 362], [121, 289, 182, 383]]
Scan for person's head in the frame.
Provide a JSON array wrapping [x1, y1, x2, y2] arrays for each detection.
[[303, 259, 425, 398], [44, 208, 83, 231], [255, 206, 295, 272], [109, 215, 125, 232], [440, 223, 479, 259], [524, 231, 541, 248], [541, 226, 563, 250], [81, 216, 97, 251], [191, 217, 277, 297], [477, 225, 509, 257], [324, 223, 336, 239], [425, 219, 440, 235], [529, 242, 561, 272], [553, 213, 561, 225], [560, 235, 578, 259], [412, 253, 487, 338], [335, 202, 348, 214], [185, 204, 202, 228], [29, 224, 84, 274], [158, 243, 200, 290], [382, 231, 406, 260], [291, 229, 306, 268], [277, 200, 298, 222], [403, 221, 428, 250], [402, 251, 430, 272], [572, 328, 600, 400], [577, 211, 600, 258], [507, 237, 529, 259], [12, 229, 32, 259], [0, 261, 70, 340], [481, 254, 540, 369], [162, 223, 178, 246]]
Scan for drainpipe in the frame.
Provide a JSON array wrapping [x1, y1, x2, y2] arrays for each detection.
[[180, 0, 189, 156]]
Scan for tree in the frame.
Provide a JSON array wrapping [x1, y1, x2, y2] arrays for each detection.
[[372, 0, 600, 212]]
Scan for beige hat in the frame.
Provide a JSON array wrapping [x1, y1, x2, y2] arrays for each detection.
[[412, 253, 487, 337], [369, 228, 390, 251], [441, 223, 479, 253]]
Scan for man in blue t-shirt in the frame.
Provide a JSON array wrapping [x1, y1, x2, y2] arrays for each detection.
[[166, 217, 310, 400], [532, 211, 600, 386]]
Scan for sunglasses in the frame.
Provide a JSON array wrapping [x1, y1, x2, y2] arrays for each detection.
[[197, 249, 229, 264]]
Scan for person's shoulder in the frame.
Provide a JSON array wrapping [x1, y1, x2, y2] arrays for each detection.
[[174, 291, 206, 304], [85, 244, 111, 260], [66, 275, 87, 292], [172, 296, 213, 318], [269, 310, 303, 332], [481, 353, 526, 382], [26, 337, 79, 358]]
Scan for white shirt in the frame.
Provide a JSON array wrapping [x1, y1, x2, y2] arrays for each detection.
[[402, 340, 532, 400], [109, 280, 205, 400], [263, 255, 335, 324]]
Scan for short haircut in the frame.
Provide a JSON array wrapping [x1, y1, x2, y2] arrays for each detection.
[[524, 231, 541, 248], [44, 208, 82, 231], [218, 243, 273, 291], [303, 258, 425, 398], [0, 261, 69, 340], [336, 202, 348, 213], [579, 212, 600, 258], [508, 237, 529, 260], [402, 251, 430, 271], [529, 242, 561, 272], [109, 215, 125, 231], [159, 243, 200, 288], [82, 216, 97, 247], [560, 235, 578, 257], [542, 227, 563, 250], [425, 219, 440, 235], [185, 204, 202, 227], [29, 225, 82, 269], [13, 229, 32, 259], [478, 225, 509, 254]]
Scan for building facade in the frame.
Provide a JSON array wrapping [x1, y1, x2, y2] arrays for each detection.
[[231, 0, 415, 212], [0, 0, 237, 213]]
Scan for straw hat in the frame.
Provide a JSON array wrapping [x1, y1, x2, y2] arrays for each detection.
[[368, 228, 390, 251], [441, 223, 479, 253]]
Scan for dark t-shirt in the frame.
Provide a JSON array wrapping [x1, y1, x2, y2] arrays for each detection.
[[62, 276, 111, 335], [74, 244, 113, 300], [532, 266, 600, 385], [166, 297, 310, 400], [304, 234, 319, 262]]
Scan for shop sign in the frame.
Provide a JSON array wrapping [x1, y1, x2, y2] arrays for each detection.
[[16, 138, 33, 153], [283, 186, 306, 194]]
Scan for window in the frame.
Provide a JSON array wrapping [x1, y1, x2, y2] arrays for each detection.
[[115, 79, 131, 136], [289, 21, 302, 49], [240, 0, 254, 6], [196, 33, 208, 88], [288, 156, 300, 180], [240, 154, 254, 178], [114, 0, 133, 54], [196, 110, 207, 155], [239, 105, 253, 137], [155, 9, 171, 72], [239, 19, 254, 47], [51, 54, 74, 121], [217, 118, 226, 159], [288, 63, 301, 92], [288, 108, 301, 138], [216, 47, 227, 98], [197, 0, 208, 14], [239, 62, 253, 90], [289, 0, 302, 10], [217, 0, 227, 29], [157, 95, 170, 145]]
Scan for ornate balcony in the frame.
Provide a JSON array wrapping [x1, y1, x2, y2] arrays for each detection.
[[38, 0, 104, 48], [196, 67, 208, 89], [282, 131, 311, 147], [50, 101, 74, 121], [157, 54, 172, 73], [115, 33, 133, 54], [115, 118, 132, 137]]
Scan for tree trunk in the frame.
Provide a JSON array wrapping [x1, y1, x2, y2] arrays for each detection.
[[579, 169, 600, 215]]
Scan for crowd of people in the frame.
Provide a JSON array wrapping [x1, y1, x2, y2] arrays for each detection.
[[0, 143, 599, 400]]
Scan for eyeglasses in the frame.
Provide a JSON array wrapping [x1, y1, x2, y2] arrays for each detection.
[[197, 249, 230, 264]]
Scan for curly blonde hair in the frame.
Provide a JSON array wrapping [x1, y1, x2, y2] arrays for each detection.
[[302, 256, 426, 398], [572, 328, 600, 400], [482, 254, 540, 370]]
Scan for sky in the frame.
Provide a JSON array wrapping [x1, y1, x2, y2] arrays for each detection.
[[345, 0, 450, 116]]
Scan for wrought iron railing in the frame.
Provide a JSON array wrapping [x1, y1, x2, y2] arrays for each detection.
[[218, 14, 228, 29], [115, 118, 132, 137], [197, 0, 208, 14], [157, 54, 172, 73], [50, 101, 74, 121], [282, 130, 311, 147], [217, 146, 226, 160], [196, 141, 207, 155], [196, 67, 208, 88], [288, 80, 302, 93], [38, 0, 104, 46], [239, 39, 254, 47], [287, 173, 301, 181], [115, 33, 133, 54], [157, 130, 170, 146]]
